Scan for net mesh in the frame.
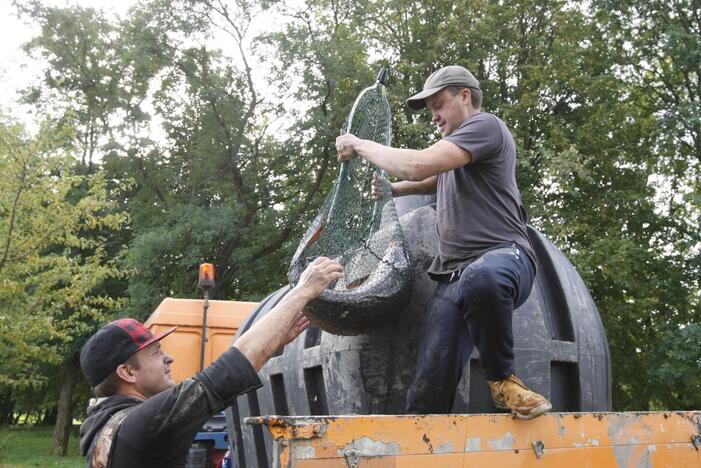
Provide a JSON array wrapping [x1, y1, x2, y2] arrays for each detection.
[[288, 70, 413, 335]]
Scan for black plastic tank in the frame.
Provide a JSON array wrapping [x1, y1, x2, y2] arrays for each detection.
[[225, 200, 611, 468]]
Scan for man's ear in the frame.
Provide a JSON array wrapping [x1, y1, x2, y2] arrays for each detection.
[[462, 88, 472, 107], [115, 363, 137, 384]]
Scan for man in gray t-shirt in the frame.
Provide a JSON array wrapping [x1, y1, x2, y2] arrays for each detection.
[[432, 111, 535, 275], [336, 65, 551, 419]]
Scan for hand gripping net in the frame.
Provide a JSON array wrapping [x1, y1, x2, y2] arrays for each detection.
[[288, 69, 413, 335]]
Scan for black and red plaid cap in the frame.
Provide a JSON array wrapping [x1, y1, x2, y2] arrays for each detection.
[[80, 318, 177, 388]]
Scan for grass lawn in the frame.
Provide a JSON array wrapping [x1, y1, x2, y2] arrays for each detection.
[[0, 426, 83, 467]]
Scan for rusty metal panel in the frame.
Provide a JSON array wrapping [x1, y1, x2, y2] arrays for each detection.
[[246, 412, 701, 467]]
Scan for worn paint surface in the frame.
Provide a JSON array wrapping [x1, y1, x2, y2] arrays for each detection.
[[246, 412, 701, 467], [293, 444, 317, 459], [465, 437, 482, 452], [339, 436, 401, 457], [434, 442, 453, 454], [487, 431, 515, 450]]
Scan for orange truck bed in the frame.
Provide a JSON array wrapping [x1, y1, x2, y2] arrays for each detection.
[[144, 297, 257, 383], [247, 412, 701, 467]]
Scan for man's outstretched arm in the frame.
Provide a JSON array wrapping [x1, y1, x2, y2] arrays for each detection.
[[392, 177, 438, 197], [372, 172, 437, 199], [337, 135, 471, 181], [233, 257, 343, 371]]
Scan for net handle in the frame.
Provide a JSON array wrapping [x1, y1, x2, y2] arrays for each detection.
[[328, 68, 390, 221], [345, 68, 388, 137]]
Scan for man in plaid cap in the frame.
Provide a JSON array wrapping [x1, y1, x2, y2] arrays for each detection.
[[336, 65, 551, 419], [79, 257, 342, 467]]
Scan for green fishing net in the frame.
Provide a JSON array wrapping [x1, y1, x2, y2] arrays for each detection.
[[288, 69, 413, 335]]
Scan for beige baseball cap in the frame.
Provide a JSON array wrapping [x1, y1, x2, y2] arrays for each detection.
[[406, 65, 480, 110]]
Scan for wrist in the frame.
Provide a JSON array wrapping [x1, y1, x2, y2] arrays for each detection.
[[356, 138, 373, 158], [289, 283, 315, 305], [393, 181, 409, 197], [389, 182, 399, 197]]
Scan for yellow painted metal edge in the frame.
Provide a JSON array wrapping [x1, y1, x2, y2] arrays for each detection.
[[246, 412, 701, 467]]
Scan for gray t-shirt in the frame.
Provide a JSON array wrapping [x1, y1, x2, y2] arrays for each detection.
[[428, 112, 535, 276]]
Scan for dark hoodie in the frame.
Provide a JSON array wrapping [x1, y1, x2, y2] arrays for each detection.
[[79, 346, 261, 467]]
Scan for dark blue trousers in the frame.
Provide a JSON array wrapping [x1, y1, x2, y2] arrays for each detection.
[[405, 243, 535, 414]]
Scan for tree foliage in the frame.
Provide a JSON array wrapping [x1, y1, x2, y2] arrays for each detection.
[[0, 116, 127, 401]]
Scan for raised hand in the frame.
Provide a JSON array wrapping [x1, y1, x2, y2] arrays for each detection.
[[296, 257, 344, 300], [336, 134, 362, 162], [371, 172, 392, 200], [281, 314, 311, 346]]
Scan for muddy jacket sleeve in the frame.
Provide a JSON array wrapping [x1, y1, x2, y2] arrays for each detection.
[[110, 346, 262, 465]]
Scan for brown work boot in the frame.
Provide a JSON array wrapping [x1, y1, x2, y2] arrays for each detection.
[[487, 374, 552, 420]]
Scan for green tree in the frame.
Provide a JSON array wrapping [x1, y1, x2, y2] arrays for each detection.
[[20, 2, 139, 165], [0, 116, 127, 453], [594, 0, 701, 409], [109, 0, 340, 313], [20, 0, 349, 315]]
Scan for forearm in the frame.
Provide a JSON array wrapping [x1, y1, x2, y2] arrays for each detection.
[[233, 287, 310, 371], [392, 177, 438, 196], [356, 140, 432, 181], [338, 135, 470, 181]]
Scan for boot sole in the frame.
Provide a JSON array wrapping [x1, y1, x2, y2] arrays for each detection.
[[492, 400, 552, 419], [514, 402, 552, 420]]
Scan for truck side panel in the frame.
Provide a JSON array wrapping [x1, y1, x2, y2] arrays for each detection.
[[247, 412, 701, 467]]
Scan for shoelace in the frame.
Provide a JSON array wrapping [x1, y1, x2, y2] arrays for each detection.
[[495, 375, 526, 392]]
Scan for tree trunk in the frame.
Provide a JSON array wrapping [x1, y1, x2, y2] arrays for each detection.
[[52, 357, 80, 456], [42, 407, 58, 426], [0, 388, 15, 425]]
